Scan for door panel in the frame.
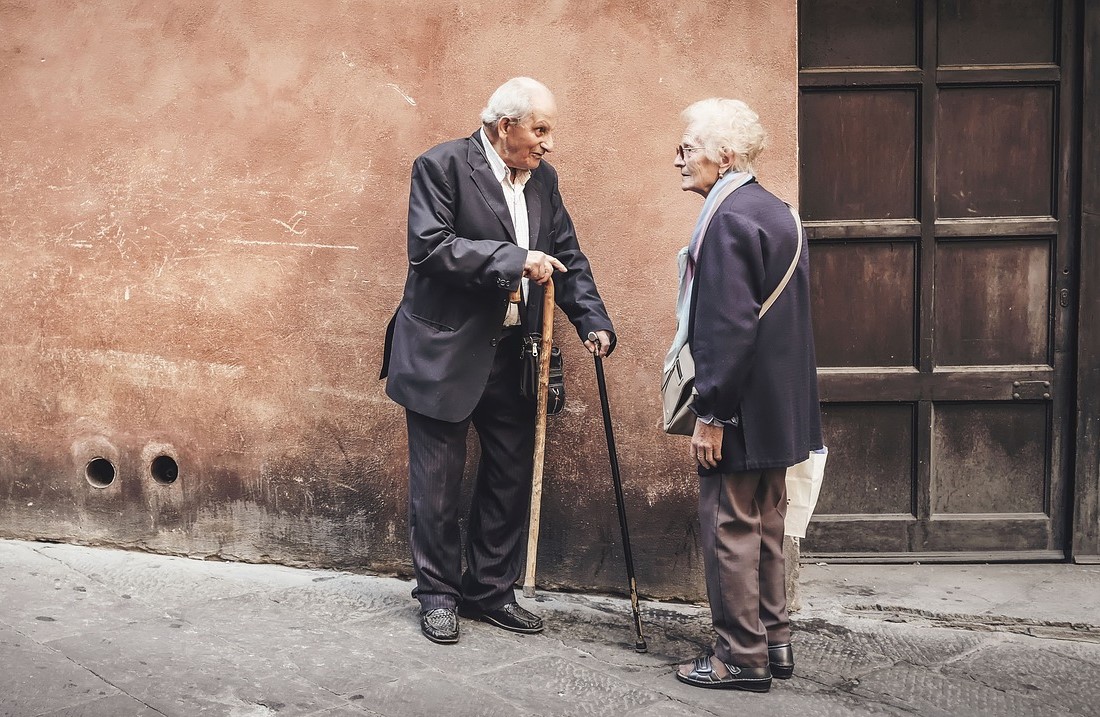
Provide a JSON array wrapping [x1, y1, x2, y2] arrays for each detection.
[[811, 241, 917, 367], [938, 0, 1058, 65], [933, 239, 1052, 366], [932, 403, 1049, 514], [815, 403, 916, 516], [801, 0, 919, 68], [936, 87, 1056, 218], [801, 90, 918, 221], [799, 0, 1077, 559]]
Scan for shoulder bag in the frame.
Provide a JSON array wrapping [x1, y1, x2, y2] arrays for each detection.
[[661, 203, 804, 435]]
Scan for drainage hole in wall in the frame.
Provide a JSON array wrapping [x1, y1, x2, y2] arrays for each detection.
[[85, 458, 116, 488], [151, 455, 179, 485]]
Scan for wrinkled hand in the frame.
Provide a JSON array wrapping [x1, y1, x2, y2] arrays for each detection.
[[584, 330, 613, 358], [691, 420, 724, 469], [524, 250, 567, 285]]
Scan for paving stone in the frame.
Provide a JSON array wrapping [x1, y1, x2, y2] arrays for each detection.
[[464, 654, 666, 716], [0, 623, 118, 717], [33, 694, 164, 716], [534, 593, 712, 666], [0, 545, 170, 642], [826, 616, 990, 666], [171, 588, 380, 634], [168, 594, 435, 696], [306, 704, 384, 717], [1035, 637, 1100, 667], [940, 636, 1100, 715], [33, 543, 282, 608], [658, 673, 913, 716], [622, 697, 717, 717], [43, 622, 343, 717], [348, 671, 521, 717], [4, 540, 1098, 717], [781, 628, 895, 685], [851, 664, 1064, 717], [306, 573, 414, 618]]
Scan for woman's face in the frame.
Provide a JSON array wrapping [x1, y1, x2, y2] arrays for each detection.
[[674, 132, 721, 196]]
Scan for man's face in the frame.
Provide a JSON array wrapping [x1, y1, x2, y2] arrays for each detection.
[[499, 93, 557, 171]]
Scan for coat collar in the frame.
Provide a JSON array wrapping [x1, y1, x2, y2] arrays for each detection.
[[467, 131, 517, 244], [466, 131, 544, 248]]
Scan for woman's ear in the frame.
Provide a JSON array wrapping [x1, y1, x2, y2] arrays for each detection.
[[717, 152, 735, 178]]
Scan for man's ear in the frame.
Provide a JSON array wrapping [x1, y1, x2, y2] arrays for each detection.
[[496, 117, 511, 138]]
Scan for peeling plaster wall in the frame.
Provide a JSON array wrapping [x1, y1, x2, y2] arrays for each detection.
[[0, 1, 797, 600]]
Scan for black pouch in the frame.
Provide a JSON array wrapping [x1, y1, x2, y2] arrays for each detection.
[[519, 335, 564, 415]]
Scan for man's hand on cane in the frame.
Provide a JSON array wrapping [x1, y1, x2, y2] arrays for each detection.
[[585, 330, 613, 358], [524, 250, 566, 285]]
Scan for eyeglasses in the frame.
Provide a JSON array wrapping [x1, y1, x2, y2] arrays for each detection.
[[675, 144, 704, 160]]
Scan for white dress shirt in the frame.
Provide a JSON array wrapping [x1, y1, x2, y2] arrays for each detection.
[[480, 128, 530, 327]]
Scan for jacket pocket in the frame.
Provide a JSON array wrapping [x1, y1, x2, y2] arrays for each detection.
[[409, 312, 455, 333]]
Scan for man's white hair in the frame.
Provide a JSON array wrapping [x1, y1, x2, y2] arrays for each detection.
[[480, 77, 553, 125], [681, 98, 768, 174]]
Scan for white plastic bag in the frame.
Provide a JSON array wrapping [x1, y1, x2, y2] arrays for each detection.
[[784, 447, 828, 538]]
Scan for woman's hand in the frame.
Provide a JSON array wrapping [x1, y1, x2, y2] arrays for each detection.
[[691, 420, 724, 469]]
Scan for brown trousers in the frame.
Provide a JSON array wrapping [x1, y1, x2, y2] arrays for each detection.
[[699, 467, 790, 668]]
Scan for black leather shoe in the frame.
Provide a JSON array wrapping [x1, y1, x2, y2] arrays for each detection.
[[420, 607, 459, 644], [460, 601, 543, 634], [676, 655, 772, 692], [768, 643, 794, 679]]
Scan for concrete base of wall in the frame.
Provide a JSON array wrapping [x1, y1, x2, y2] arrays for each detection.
[[785, 535, 802, 612]]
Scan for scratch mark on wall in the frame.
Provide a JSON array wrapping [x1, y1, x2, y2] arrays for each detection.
[[224, 239, 359, 251], [385, 83, 417, 106], [42, 348, 245, 386], [272, 210, 308, 235]]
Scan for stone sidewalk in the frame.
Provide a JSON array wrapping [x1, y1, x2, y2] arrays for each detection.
[[2, 539, 1098, 716]]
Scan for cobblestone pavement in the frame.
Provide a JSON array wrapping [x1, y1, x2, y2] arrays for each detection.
[[2, 540, 1098, 716]]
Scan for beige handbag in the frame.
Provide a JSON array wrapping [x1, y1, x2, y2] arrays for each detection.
[[661, 203, 804, 436]]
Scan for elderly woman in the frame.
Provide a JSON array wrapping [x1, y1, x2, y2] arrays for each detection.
[[668, 98, 822, 692]]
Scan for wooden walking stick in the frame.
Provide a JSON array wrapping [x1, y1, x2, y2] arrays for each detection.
[[522, 279, 555, 598]]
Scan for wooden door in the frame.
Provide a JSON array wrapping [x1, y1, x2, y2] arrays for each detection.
[[798, 0, 1080, 559]]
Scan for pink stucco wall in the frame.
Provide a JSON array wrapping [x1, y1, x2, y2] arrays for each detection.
[[0, 1, 797, 599]]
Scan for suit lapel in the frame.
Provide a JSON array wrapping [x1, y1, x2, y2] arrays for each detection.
[[525, 178, 542, 250], [466, 133, 517, 244]]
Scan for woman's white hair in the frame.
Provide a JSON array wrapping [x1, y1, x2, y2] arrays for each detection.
[[681, 98, 768, 174], [480, 77, 552, 125]]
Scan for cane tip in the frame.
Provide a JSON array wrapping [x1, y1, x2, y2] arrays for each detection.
[[634, 641, 648, 653], [522, 586, 536, 599]]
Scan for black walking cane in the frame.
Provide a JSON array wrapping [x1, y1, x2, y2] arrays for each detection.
[[588, 332, 648, 653]]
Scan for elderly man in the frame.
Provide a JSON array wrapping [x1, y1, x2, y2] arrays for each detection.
[[380, 77, 615, 645]]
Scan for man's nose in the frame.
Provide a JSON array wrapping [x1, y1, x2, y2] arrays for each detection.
[[541, 134, 554, 153]]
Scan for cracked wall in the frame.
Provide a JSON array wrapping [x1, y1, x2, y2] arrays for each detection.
[[0, 0, 798, 600]]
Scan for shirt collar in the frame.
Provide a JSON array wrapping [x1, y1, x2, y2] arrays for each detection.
[[479, 128, 530, 188]]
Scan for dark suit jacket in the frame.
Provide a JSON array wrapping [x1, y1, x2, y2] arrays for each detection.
[[381, 131, 614, 422], [688, 180, 823, 474]]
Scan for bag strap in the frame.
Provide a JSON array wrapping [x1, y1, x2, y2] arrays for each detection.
[[759, 203, 804, 319]]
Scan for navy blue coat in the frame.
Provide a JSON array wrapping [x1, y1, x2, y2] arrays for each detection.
[[688, 180, 823, 474], [381, 131, 614, 423]]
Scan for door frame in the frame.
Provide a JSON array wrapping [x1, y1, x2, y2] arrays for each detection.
[[1072, 1, 1100, 562]]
